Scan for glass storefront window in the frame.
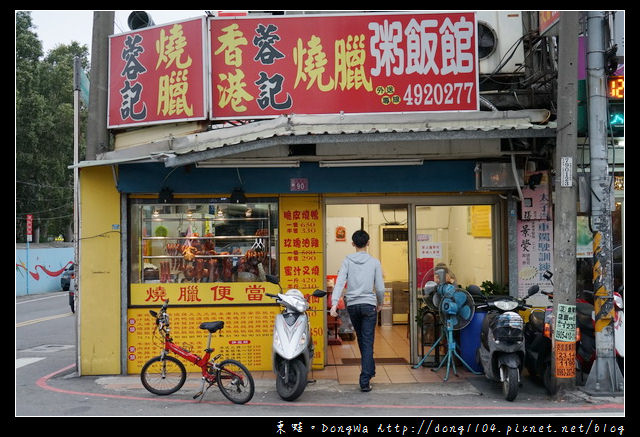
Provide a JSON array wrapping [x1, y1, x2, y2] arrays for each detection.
[[129, 199, 278, 284], [415, 205, 494, 290]]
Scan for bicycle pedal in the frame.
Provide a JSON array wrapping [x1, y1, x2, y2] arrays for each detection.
[[307, 379, 317, 385]]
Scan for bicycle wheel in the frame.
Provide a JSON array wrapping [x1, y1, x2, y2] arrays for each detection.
[[140, 355, 186, 396], [216, 359, 255, 404]]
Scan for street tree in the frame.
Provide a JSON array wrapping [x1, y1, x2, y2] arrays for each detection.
[[16, 11, 89, 242]]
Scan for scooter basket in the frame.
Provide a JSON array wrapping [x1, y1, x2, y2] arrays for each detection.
[[492, 312, 524, 343]]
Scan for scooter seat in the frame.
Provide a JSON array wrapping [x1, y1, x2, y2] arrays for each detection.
[[199, 321, 224, 333], [528, 310, 545, 333]]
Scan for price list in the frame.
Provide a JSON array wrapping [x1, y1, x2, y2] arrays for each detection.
[[279, 195, 326, 368], [127, 305, 280, 373]]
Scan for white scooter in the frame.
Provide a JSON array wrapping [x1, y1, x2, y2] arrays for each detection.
[[613, 288, 624, 374], [265, 275, 327, 401]]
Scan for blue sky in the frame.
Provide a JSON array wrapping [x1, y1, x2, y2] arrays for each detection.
[[25, 10, 207, 56]]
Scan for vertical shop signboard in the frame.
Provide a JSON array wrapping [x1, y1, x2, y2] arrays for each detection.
[[521, 171, 552, 221], [108, 17, 208, 128], [517, 171, 554, 297], [516, 220, 553, 298], [209, 11, 478, 119], [279, 195, 325, 368]]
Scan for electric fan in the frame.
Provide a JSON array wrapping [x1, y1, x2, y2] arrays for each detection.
[[414, 269, 481, 380]]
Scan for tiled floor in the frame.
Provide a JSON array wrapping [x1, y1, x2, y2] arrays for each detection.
[[251, 324, 475, 385]]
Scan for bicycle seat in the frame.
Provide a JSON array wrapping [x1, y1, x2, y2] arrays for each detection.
[[200, 321, 224, 334], [199, 321, 224, 333]]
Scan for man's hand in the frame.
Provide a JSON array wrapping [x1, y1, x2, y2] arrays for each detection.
[[329, 304, 339, 318]]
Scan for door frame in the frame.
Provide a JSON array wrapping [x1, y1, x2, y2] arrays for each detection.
[[324, 194, 505, 365]]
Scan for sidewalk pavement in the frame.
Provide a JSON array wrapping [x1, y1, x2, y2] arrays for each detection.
[[85, 363, 623, 405]]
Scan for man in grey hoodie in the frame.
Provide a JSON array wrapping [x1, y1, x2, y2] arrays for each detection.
[[329, 230, 385, 392]]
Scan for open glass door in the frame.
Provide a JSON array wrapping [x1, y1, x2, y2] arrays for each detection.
[[412, 204, 497, 366]]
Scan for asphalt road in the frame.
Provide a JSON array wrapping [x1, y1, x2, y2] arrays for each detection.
[[16, 291, 627, 431]]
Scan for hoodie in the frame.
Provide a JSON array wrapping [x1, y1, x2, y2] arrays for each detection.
[[331, 252, 385, 308]]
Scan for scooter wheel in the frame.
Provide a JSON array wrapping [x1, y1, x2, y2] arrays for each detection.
[[276, 359, 307, 401], [543, 366, 558, 395], [502, 366, 519, 401]]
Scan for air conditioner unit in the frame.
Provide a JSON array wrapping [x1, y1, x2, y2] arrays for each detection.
[[476, 11, 525, 75]]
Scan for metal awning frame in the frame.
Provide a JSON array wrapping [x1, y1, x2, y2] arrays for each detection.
[[76, 110, 556, 169]]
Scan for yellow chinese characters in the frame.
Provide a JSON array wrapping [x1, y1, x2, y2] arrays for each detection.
[[214, 23, 247, 67], [294, 34, 372, 92], [155, 23, 194, 117], [216, 24, 254, 112], [293, 35, 333, 91]]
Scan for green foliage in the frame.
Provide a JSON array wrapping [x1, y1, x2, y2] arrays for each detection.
[[480, 280, 508, 296], [15, 11, 90, 242]]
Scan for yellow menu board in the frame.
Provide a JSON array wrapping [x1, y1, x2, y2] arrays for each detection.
[[279, 195, 325, 368], [127, 305, 280, 373]]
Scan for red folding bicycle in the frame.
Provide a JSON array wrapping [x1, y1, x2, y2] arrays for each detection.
[[140, 299, 255, 404]]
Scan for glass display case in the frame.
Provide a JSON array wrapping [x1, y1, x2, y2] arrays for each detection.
[[130, 200, 278, 284]]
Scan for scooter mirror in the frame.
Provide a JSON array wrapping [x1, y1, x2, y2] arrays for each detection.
[[312, 289, 327, 298], [527, 285, 540, 296], [265, 274, 279, 285]]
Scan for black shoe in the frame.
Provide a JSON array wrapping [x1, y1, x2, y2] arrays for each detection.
[[361, 384, 372, 392]]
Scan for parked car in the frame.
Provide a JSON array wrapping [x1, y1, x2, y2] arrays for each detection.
[[61, 264, 75, 291]]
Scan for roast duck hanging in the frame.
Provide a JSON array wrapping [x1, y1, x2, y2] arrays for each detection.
[[161, 231, 272, 283]]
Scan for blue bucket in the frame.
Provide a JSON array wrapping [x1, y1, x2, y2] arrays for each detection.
[[459, 310, 486, 372]]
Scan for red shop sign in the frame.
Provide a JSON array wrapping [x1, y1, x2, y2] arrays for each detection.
[[108, 17, 208, 128], [209, 12, 478, 119]]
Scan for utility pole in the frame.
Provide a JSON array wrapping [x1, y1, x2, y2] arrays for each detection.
[[552, 11, 579, 395], [583, 11, 623, 396], [87, 11, 113, 160]]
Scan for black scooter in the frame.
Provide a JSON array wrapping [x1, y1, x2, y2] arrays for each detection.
[[522, 284, 557, 394], [476, 292, 532, 401]]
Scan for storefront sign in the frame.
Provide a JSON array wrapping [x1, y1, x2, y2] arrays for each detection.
[[521, 171, 551, 221], [538, 11, 560, 36], [108, 17, 208, 128], [130, 282, 281, 306], [516, 219, 553, 297], [210, 11, 478, 119], [279, 196, 325, 368]]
